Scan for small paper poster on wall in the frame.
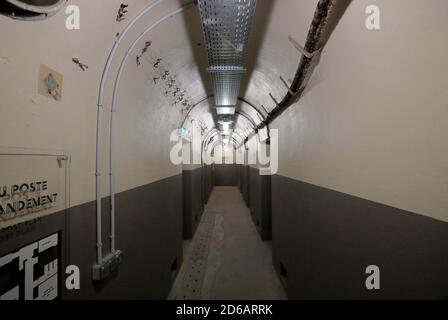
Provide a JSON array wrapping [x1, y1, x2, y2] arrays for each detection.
[[37, 64, 63, 101]]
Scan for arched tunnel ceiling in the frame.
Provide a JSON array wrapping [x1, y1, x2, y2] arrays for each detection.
[[182, 95, 269, 147], [0, 0, 323, 161], [117, 0, 320, 151]]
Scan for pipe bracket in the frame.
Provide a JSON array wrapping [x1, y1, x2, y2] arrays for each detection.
[[280, 76, 298, 95], [288, 35, 321, 59], [269, 93, 280, 107]]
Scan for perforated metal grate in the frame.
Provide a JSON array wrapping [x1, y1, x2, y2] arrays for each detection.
[[198, 0, 256, 67], [197, 0, 256, 132], [169, 210, 218, 300]]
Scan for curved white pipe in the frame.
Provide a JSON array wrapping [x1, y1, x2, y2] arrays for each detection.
[[96, 0, 166, 265], [109, 3, 194, 252]]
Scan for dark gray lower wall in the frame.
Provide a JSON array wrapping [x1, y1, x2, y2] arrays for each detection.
[[0, 174, 183, 300], [272, 174, 448, 299], [204, 165, 214, 204], [0, 212, 69, 299], [183, 168, 204, 240], [237, 164, 242, 192], [239, 165, 250, 207], [249, 167, 272, 240], [244, 165, 250, 207], [214, 164, 238, 186]]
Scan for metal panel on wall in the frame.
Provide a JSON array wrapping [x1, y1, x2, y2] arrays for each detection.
[[0, 147, 69, 300], [0, 148, 69, 229]]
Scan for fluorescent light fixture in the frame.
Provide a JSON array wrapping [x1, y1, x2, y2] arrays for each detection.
[[216, 106, 236, 115], [222, 124, 231, 131], [221, 130, 232, 136]]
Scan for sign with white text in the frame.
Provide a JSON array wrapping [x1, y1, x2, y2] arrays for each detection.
[[0, 232, 60, 300]]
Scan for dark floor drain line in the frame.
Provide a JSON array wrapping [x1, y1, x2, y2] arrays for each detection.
[[175, 209, 219, 300], [169, 187, 287, 300]]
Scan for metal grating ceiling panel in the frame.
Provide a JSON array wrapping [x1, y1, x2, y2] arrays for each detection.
[[197, 0, 256, 142], [198, 0, 256, 67], [211, 72, 242, 106]]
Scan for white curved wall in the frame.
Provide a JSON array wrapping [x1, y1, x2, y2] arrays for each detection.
[[0, 0, 202, 208], [1, 0, 447, 221], [265, 0, 448, 222]]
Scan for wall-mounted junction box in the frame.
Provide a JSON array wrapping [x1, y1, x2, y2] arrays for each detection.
[[92, 250, 123, 281]]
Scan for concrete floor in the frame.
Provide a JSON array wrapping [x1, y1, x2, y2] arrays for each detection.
[[169, 187, 287, 300]]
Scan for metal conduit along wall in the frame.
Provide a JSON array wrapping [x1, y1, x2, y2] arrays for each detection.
[[106, 2, 195, 269], [1, 0, 196, 299], [240, 0, 352, 144], [238, 0, 353, 244], [94, 0, 195, 279]]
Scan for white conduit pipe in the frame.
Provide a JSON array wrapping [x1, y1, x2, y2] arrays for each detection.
[[96, 0, 166, 265], [109, 2, 194, 253], [208, 139, 222, 155], [201, 129, 218, 156]]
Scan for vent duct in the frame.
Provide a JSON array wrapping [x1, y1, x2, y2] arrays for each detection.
[[0, 0, 67, 20], [197, 0, 257, 145]]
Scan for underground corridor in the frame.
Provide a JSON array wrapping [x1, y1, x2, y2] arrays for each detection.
[[169, 184, 287, 300], [1, 0, 448, 304]]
